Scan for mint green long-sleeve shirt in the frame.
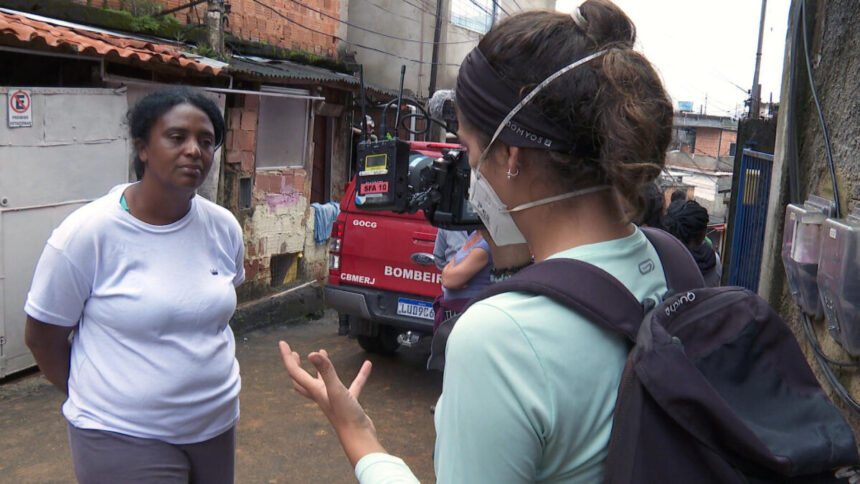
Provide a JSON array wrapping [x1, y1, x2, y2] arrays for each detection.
[[356, 228, 668, 483]]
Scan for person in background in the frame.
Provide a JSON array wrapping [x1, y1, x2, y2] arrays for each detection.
[[279, 2, 675, 482], [637, 182, 665, 229], [670, 188, 687, 203], [434, 230, 492, 332], [24, 88, 243, 483], [663, 199, 721, 287], [667, 188, 714, 246], [432, 228, 470, 271]]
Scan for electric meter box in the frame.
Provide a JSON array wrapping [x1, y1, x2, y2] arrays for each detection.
[[781, 196, 834, 319], [353, 139, 410, 213], [817, 207, 860, 357]]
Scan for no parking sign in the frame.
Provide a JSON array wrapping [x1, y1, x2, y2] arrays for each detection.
[[8, 89, 32, 128]]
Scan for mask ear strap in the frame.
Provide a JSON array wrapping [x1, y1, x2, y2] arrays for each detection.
[[507, 185, 612, 213]]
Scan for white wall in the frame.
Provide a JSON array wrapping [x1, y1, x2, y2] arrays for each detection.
[[0, 87, 129, 377], [668, 169, 732, 219]]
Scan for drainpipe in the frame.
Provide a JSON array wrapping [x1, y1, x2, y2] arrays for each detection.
[[428, 0, 444, 96]]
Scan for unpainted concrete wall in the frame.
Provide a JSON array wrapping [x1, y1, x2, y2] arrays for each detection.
[[436, 0, 554, 91], [345, 0, 435, 95], [349, 0, 554, 95], [760, 0, 860, 433]]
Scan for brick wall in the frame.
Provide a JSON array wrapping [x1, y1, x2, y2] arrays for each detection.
[[222, 93, 328, 301], [694, 127, 737, 158], [229, 0, 339, 55], [225, 93, 259, 172], [75, 0, 340, 55]]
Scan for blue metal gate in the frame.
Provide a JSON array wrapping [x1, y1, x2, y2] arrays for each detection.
[[727, 149, 773, 291]]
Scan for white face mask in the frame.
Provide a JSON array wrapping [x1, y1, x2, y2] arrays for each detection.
[[467, 49, 612, 246], [469, 169, 527, 245]]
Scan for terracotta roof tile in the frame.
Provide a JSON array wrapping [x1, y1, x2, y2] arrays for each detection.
[[0, 10, 220, 75]]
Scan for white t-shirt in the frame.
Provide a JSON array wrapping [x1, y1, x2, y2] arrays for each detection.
[[25, 184, 245, 444]]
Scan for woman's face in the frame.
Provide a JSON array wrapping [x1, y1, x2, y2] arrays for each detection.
[[136, 103, 216, 192], [456, 112, 517, 205], [455, 112, 485, 172]]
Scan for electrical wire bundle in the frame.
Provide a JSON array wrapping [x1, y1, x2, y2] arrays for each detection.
[[360, 96, 451, 139]]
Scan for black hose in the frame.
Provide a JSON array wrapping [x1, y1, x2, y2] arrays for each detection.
[[800, 313, 860, 416], [785, 1, 802, 205], [800, 0, 841, 218], [376, 97, 448, 137]]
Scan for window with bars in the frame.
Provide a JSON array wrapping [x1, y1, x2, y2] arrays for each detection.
[[450, 0, 495, 33]]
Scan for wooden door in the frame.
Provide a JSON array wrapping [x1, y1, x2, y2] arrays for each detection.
[[311, 115, 327, 203]]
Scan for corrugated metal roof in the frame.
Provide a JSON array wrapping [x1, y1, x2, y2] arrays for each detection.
[[0, 8, 222, 75], [229, 56, 357, 85], [228, 56, 404, 98]]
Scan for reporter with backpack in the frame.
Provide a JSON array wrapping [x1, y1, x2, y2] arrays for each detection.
[[280, 2, 859, 482]]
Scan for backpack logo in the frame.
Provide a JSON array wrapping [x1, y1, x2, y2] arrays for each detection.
[[639, 259, 655, 275], [665, 291, 696, 316]]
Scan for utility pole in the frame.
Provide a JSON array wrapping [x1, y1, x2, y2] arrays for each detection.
[[206, 0, 225, 58], [749, 0, 767, 118]]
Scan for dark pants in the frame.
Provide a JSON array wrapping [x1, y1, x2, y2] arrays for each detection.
[[67, 424, 235, 484], [433, 295, 469, 333]]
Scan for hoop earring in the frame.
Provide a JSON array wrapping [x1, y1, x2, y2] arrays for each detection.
[[506, 167, 519, 180]]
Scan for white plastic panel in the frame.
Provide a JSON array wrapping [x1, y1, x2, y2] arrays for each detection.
[[780, 196, 834, 319], [818, 208, 860, 356]]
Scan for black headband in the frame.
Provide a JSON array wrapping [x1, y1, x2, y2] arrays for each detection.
[[456, 48, 574, 152]]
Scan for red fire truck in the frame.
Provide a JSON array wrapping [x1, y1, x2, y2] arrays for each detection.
[[326, 141, 461, 354]]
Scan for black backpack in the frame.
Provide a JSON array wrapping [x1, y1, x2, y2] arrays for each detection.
[[428, 227, 859, 482]]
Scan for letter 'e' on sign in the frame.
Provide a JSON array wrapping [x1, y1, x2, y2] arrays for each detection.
[[8, 89, 33, 128]]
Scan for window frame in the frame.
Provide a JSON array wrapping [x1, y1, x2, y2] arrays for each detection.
[[449, 0, 495, 34], [255, 86, 312, 171]]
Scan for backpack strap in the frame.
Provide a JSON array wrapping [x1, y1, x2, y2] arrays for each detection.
[[640, 227, 705, 293], [466, 258, 644, 342], [464, 228, 705, 342]]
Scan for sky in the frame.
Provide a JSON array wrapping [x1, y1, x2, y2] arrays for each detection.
[[554, 0, 790, 118]]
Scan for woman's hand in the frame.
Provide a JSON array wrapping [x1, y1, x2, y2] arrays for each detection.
[[25, 317, 75, 395], [278, 341, 387, 467]]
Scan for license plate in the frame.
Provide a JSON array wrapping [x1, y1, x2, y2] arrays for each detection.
[[396, 298, 435, 320]]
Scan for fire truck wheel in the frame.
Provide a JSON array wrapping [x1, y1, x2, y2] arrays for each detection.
[[357, 325, 401, 355]]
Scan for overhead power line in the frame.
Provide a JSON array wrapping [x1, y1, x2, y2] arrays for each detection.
[[285, 0, 476, 44], [360, 0, 423, 24], [251, 0, 462, 66], [400, 0, 440, 17]]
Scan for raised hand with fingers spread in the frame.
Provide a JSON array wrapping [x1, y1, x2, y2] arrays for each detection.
[[278, 341, 385, 467]]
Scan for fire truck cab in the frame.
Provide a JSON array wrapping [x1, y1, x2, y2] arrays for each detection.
[[325, 141, 460, 354]]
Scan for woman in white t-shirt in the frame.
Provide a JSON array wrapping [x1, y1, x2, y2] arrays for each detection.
[[279, 2, 676, 482], [25, 88, 244, 484]]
